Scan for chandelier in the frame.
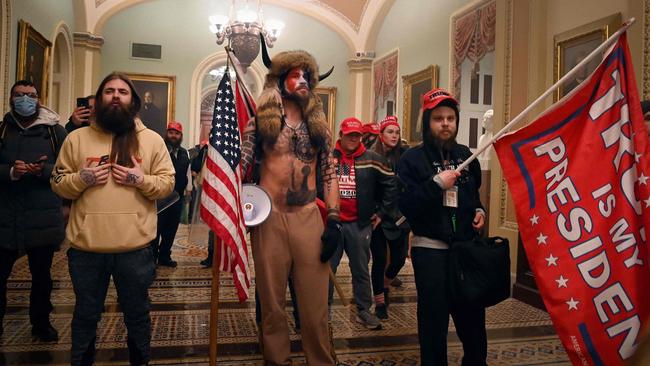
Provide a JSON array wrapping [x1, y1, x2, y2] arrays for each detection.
[[209, 0, 284, 71]]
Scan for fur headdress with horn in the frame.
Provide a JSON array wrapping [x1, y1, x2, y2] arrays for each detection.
[[256, 42, 334, 150]]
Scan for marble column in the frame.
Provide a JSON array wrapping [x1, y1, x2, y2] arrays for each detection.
[[346, 57, 373, 124], [72, 32, 104, 98]]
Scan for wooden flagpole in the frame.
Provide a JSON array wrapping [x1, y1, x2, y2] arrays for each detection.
[[208, 236, 221, 365], [329, 268, 349, 306], [455, 17, 636, 172]]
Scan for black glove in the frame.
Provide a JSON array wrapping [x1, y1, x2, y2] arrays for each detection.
[[320, 219, 342, 263]]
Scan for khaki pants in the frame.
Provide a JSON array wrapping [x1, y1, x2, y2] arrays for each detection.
[[252, 203, 335, 366]]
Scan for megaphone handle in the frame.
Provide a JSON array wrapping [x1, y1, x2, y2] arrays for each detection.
[[329, 268, 349, 307]]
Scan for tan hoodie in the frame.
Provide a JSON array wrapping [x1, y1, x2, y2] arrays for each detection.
[[51, 119, 175, 253]]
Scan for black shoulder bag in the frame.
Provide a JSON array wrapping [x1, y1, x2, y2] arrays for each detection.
[[448, 236, 511, 307]]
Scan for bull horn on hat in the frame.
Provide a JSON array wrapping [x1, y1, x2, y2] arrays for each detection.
[[259, 33, 335, 81], [260, 34, 273, 69], [319, 66, 334, 81]]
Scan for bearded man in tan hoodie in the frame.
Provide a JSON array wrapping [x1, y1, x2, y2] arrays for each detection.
[[51, 72, 174, 366]]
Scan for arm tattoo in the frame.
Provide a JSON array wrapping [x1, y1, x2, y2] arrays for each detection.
[[240, 118, 256, 176], [80, 169, 96, 186], [319, 133, 337, 192], [126, 172, 139, 184]]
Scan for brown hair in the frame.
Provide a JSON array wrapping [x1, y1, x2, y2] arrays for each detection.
[[95, 72, 142, 167]]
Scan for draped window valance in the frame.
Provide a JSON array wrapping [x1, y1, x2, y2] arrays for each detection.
[[451, 1, 496, 99]]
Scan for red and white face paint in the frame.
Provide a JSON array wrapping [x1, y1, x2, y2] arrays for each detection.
[[284, 67, 309, 97]]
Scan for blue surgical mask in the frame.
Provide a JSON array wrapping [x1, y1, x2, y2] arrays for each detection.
[[12, 95, 38, 117]]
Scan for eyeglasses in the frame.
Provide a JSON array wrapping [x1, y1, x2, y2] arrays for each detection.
[[12, 92, 38, 99]]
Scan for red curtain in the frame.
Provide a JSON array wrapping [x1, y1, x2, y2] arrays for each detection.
[[452, 1, 496, 99], [373, 53, 398, 121]]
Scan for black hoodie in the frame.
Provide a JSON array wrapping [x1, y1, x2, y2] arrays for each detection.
[[396, 104, 483, 243]]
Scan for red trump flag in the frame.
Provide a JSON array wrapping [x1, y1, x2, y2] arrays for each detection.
[[494, 34, 650, 365]]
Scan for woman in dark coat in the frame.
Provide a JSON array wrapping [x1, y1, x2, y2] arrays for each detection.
[[369, 116, 409, 320]]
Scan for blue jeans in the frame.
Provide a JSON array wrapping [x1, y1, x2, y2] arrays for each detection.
[[67, 246, 156, 366]]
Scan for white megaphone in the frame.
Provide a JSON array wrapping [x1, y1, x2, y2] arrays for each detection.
[[241, 184, 272, 227]]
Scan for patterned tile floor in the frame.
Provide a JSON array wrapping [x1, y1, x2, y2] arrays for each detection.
[[0, 225, 569, 365]]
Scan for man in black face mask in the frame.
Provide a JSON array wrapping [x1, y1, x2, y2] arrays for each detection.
[[151, 121, 191, 268], [0, 80, 67, 342]]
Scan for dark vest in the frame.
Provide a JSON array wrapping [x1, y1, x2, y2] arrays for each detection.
[[169, 146, 190, 196]]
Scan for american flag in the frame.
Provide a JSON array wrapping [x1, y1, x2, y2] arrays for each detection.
[[200, 73, 250, 302]]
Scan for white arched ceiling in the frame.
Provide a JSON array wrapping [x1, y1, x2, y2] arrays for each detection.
[[80, 0, 396, 53]]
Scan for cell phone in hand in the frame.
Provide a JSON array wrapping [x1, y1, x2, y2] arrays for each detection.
[[98, 155, 110, 166], [76, 97, 89, 109], [32, 157, 48, 164]]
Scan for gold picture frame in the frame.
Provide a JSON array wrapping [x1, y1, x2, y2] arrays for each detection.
[[314, 86, 337, 134], [124, 72, 176, 138], [402, 65, 439, 145], [553, 13, 621, 101], [16, 19, 51, 103]]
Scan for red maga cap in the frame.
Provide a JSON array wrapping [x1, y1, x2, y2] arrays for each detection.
[[167, 121, 183, 133], [380, 115, 400, 132], [421, 88, 458, 111], [363, 122, 380, 135], [340, 117, 364, 135]]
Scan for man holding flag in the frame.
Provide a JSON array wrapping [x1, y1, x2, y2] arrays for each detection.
[[238, 49, 340, 365], [494, 31, 650, 365], [397, 88, 487, 366]]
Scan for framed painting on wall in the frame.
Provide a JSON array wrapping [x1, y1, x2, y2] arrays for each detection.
[[124, 73, 176, 137], [554, 13, 621, 101], [16, 20, 51, 103], [402, 65, 439, 145], [372, 49, 399, 123], [314, 86, 337, 133]]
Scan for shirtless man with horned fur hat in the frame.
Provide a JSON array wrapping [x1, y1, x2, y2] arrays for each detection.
[[240, 43, 339, 365]]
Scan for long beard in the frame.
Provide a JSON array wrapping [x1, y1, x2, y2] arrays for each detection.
[[95, 101, 135, 135], [165, 136, 182, 148], [427, 130, 457, 153]]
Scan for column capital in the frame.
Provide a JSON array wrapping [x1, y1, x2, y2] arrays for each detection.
[[73, 32, 104, 49], [347, 57, 373, 72]]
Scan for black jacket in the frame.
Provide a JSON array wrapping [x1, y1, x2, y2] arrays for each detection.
[[0, 108, 67, 250], [371, 143, 409, 239], [169, 145, 190, 197], [333, 148, 399, 228], [397, 142, 483, 244]]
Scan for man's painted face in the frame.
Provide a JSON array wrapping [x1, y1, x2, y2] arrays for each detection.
[[284, 68, 309, 98], [144, 92, 153, 105]]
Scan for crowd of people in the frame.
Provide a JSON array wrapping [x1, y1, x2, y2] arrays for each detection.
[[0, 45, 504, 365]]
